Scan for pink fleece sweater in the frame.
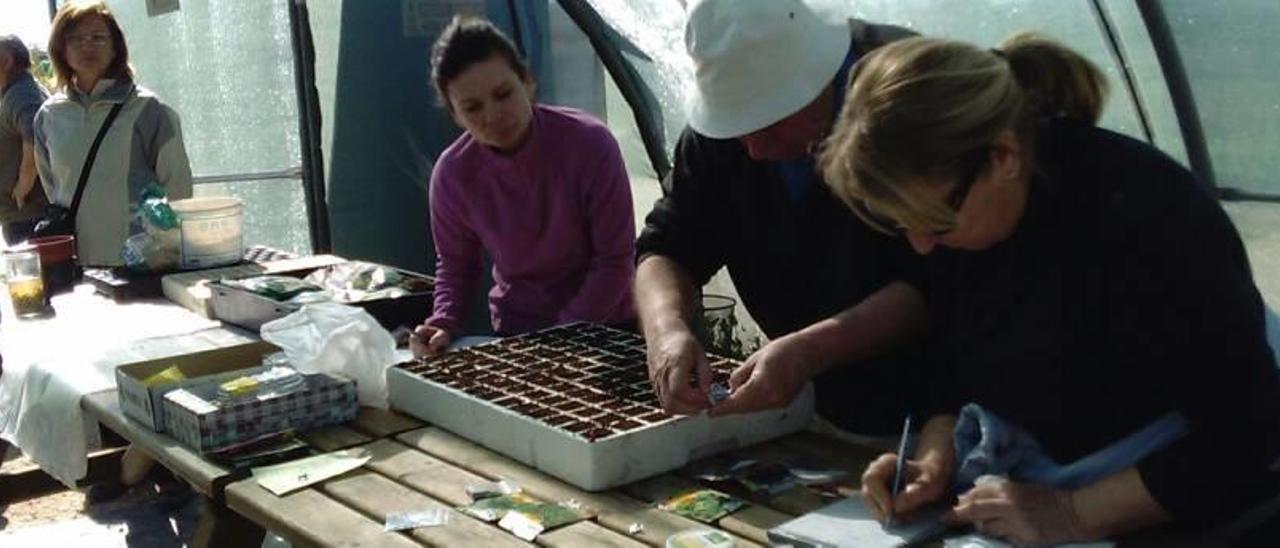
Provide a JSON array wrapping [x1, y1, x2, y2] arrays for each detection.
[[426, 104, 636, 335]]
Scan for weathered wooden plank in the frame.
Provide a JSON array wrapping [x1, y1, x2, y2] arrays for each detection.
[[361, 439, 488, 506], [361, 439, 654, 547], [774, 430, 883, 481], [540, 521, 648, 548], [395, 427, 762, 548], [349, 407, 425, 439], [225, 478, 423, 547], [751, 482, 852, 516], [300, 424, 373, 452], [724, 435, 866, 515], [321, 470, 531, 548], [82, 390, 233, 498]]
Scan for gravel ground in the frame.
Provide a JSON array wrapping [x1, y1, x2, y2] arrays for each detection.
[[0, 447, 86, 530], [0, 447, 202, 545]]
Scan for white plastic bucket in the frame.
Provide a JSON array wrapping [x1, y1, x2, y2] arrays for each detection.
[[170, 197, 244, 269]]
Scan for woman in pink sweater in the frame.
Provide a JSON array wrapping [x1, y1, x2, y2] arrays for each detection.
[[411, 16, 636, 357]]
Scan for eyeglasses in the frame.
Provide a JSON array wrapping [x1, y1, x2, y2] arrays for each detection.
[[944, 147, 990, 210], [66, 32, 111, 48], [863, 146, 991, 237]]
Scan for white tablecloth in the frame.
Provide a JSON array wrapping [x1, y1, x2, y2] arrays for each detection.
[[0, 285, 254, 486]]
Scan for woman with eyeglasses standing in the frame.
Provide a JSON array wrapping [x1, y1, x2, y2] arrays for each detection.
[[33, 0, 192, 267], [31, 0, 193, 501], [818, 35, 1280, 542]]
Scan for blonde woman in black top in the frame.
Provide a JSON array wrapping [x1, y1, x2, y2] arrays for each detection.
[[818, 34, 1280, 543]]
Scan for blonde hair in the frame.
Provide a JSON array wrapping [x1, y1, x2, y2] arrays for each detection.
[[818, 33, 1107, 233], [48, 0, 134, 93]]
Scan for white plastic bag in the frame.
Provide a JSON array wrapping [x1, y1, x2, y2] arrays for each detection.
[[260, 302, 396, 408]]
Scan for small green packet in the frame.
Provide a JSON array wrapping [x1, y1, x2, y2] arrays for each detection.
[[458, 492, 532, 522], [658, 489, 746, 523], [458, 492, 589, 540]]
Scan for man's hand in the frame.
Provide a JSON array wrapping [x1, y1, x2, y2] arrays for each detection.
[[410, 323, 452, 358], [646, 324, 711, 415], [949, 476, 1086, 545], [11, 178, 34, 209], [708, 335, 813, 416], [15, 141, 38, 209]]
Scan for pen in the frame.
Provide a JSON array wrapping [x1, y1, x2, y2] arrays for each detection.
[[887, 413, 912, 528]]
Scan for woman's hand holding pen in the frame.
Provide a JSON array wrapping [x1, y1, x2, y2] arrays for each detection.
[[862, 451, 951, 523], [861, 414, 957, 524]]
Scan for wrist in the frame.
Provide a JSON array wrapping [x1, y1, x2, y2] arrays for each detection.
[[646, 313, 692, 341], [917, 415, 957, 457], [1064, 489, 1093, 541], [423, 319, 454, 336], [914, 446, 953, 475], [778, 330, 828, 377]]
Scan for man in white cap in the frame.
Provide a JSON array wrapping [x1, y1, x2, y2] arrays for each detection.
[[635, 0, 924, 436]]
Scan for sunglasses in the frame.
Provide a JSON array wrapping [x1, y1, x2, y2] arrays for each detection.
[[944, 146, 990, 210], [862, 146, 991, 236]]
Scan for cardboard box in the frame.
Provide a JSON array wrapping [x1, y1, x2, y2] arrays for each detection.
[[207, 261, 434, 332], [162, 372, 358, 454], [115, 341, 281, 431], [162, 254, 347, 317]]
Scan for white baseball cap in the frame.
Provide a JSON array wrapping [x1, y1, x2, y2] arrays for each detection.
[[684, 0, 851, 139]]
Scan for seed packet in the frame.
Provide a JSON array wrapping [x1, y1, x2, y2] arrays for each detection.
[[658, 489, 746, 523], [708, 382, 731, 406], [458, 492, 588, 537], [384, 507, 449, 531], [458, 492, 535, 522], [667, 529, 736, 548], [497, 511, 544, 541], [465, 479, 521, 501], [735, 461, 798, 496], [785, 463, 849, 486], [683, 458, 757, 482]]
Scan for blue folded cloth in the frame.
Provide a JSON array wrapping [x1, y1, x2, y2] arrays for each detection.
[[952, 403, 1188, 492]]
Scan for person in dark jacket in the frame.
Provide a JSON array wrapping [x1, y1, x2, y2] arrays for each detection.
[[0, 34, 48, 245], [820, 34, 1280, 544], [635, 0, 928, 436]]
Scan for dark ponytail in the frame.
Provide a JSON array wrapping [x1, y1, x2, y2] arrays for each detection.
[[998, 32, 1108, 125]]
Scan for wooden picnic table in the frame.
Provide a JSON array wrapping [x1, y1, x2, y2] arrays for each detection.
[[85, 383, 1201, 547], [222, 422, 878, 548]]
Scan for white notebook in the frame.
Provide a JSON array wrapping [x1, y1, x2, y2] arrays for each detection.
[[767, 496, 947, 548]]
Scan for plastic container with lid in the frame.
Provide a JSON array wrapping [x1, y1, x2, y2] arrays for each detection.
[[170, 197, 244, 269], [666, 529, 735, 548], [16, 235, 78, 295]]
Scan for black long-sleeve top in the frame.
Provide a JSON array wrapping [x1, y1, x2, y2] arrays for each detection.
[[636, 128, 929, 434], [919, 119, 1280, 522]]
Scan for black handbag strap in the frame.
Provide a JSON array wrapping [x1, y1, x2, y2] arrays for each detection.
[[67, 85, 133, 218]]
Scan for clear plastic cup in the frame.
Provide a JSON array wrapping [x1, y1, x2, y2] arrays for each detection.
[[695, 293, 740, 358], [5, 250, 48, 318]]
